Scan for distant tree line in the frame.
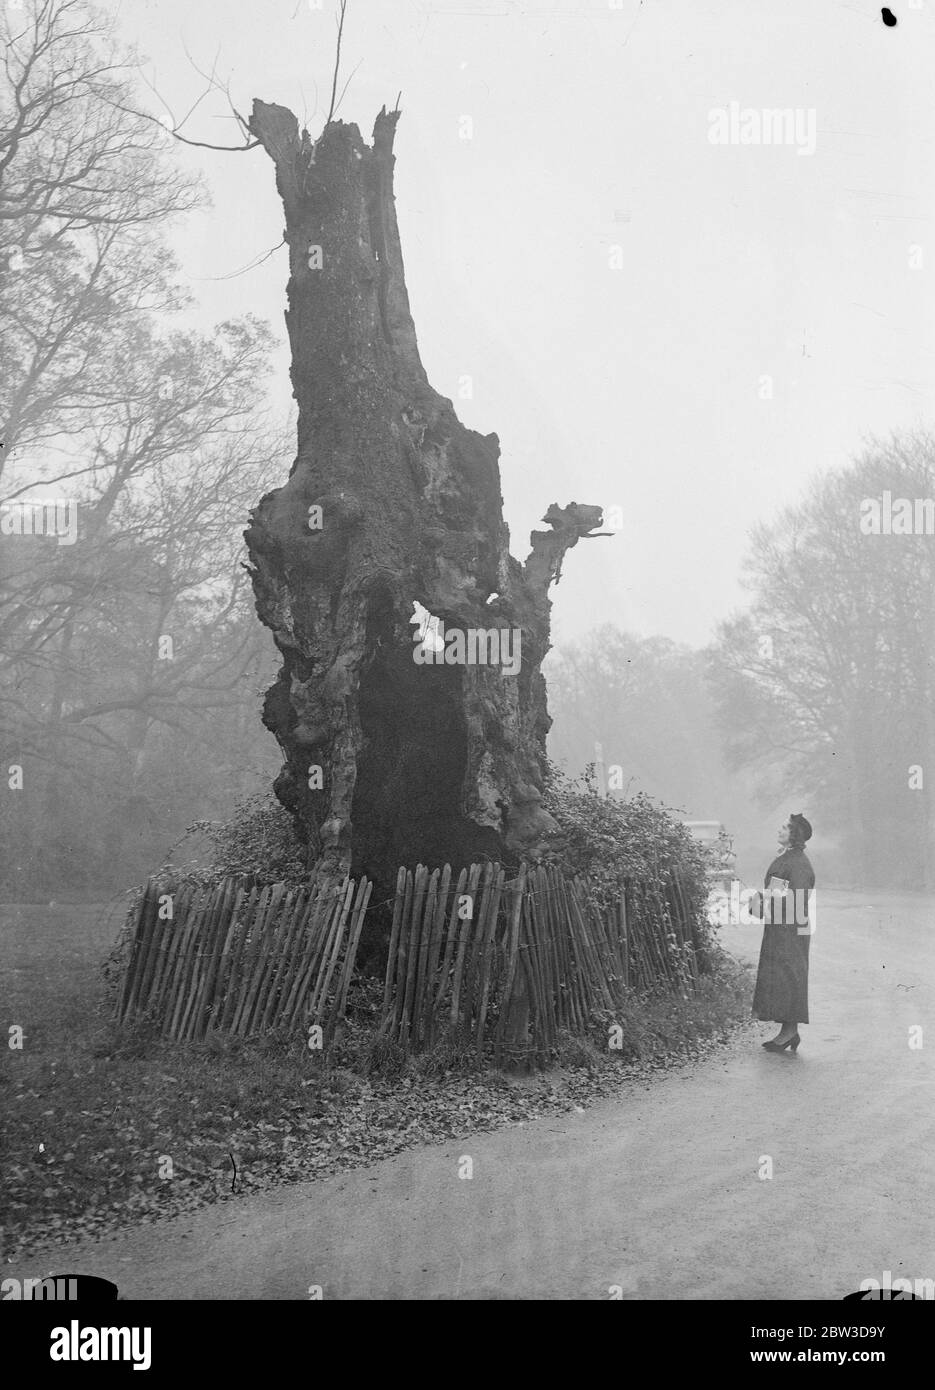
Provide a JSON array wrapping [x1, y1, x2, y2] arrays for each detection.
[[547, 627, 762, 836], [709, 432, 935, 892], [0, 0, 284, 896], [549, 432, 935, 892]]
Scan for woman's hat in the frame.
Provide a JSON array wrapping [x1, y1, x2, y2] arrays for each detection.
[[790, 812, 812, 842]]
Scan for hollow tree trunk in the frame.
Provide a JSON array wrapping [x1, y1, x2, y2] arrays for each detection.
[[245, 101, 605, 885]]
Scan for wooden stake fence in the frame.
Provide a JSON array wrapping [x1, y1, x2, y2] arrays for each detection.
[[116, 873, 371, 1041], [116, 859, 700, 1061], [378, 862, 701, 1066]]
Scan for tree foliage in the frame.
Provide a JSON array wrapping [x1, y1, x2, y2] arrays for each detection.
[[182, 791, 309, 887], [540, 765, 711, 922], [547, 626, 752, 816], [709, 431, 935, 888]]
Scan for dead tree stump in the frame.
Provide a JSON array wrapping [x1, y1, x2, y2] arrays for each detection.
[[245, 101, 607, 886]]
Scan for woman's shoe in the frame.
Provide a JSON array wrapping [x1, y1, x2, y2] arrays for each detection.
[[763, 1032, 800, 1053]]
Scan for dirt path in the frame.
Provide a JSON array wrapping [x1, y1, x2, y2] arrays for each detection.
[[7, 892, 934, 1299]]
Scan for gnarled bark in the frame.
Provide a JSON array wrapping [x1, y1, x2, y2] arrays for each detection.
[[244, 101, 606, 884]]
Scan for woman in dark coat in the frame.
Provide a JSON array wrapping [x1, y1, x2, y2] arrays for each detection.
[[753, 813, 815, 1052]]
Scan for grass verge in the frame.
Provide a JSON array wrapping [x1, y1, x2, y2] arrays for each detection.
[[1, 903, 753, 1260]]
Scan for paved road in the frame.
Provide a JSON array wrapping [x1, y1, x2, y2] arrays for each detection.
[[8, 891, 935, 1299]]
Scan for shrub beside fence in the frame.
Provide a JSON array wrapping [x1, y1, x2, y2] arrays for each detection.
[[115, 860, 703, 1061]]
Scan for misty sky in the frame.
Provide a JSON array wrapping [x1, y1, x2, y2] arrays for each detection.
[[117, 0, 935, 648]]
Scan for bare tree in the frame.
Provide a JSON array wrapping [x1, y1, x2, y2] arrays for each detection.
[[245, 100, 607, 883], [710, 432, 935, 888], [0, 1, 290, 891], [0, 0, 201, 469]]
